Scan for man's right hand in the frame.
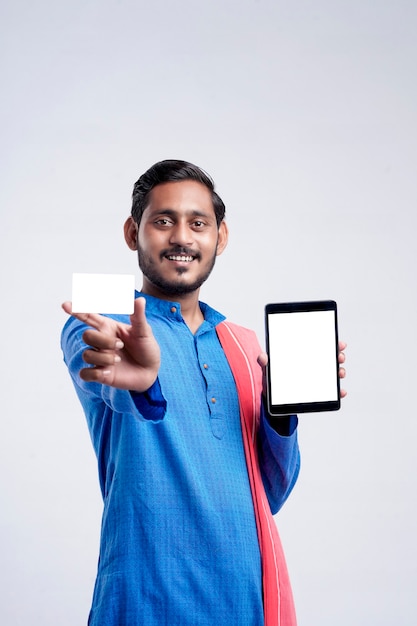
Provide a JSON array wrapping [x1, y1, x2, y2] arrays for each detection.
[[62, 297, 160, 393]]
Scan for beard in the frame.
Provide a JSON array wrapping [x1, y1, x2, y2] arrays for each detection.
[[137, 246, 217, 297]]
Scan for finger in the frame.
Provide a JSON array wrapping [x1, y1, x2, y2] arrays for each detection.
[[82, 348, 121, 367], [62, 301, 73, 315], [256, 352, 268, 396], [341, 389, 347, 398], [338, 352, 345, 364], [339, 367, 346, 379], [83, 328, 125, 351], [79, 365, 114, 384], [339, 341, 347, 352], [257, 352, 268, 368], [129, 297, 153, 339], [61, 301, 113, 333]]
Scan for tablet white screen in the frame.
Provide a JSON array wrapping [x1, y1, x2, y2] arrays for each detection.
[[268, 309, 338, 405]]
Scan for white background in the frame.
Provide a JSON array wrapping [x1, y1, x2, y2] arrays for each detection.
[[1, 1, 416, 624]]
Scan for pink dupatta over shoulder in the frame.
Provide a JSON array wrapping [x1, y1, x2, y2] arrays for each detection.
[[216, 321, 297, 626]]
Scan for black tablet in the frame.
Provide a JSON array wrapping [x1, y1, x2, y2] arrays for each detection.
[[265, 300, 341, 415]]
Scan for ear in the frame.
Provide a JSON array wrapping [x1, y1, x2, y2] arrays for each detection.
[[216, 220, 229, 256], [124, 217, 138, 251]]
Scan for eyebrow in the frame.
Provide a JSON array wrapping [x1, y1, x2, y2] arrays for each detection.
[[149, 208, 214, 220]]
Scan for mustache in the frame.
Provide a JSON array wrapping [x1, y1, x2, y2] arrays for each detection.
[[161, 247, 201, 260]]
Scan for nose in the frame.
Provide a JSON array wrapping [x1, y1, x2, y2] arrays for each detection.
[[169, 221, 193, 247]]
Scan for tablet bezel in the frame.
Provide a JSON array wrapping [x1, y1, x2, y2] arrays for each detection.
[[265, 300, 341, 415]]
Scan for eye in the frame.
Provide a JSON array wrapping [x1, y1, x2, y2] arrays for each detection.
[[154, 217, 173, 227], [192, 220, 205, 229]]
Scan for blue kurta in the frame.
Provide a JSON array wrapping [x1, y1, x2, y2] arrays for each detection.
[[61, 293, 300, 626]]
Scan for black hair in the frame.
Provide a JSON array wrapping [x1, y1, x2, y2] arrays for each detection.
[[131, 159, 226, 226]]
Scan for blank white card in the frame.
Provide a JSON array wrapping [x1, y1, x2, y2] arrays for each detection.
[[72, 273, 135, 314]]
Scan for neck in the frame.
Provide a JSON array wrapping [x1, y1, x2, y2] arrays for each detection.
[[141, 283, 204, 334]]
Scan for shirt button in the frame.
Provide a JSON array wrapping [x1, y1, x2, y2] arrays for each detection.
[[170, 306, 177, 313], [203, 363, 209, 369], [211, 397, 216, 404]]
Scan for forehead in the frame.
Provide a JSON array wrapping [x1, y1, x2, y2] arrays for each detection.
[[145, 180, 215, 216]]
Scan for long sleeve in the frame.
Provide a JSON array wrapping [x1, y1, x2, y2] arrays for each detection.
[[61, 315, 166, 422], [257, 407, 300, 514]]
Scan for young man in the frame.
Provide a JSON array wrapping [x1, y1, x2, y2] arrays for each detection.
[[61, 160, 346, 626]]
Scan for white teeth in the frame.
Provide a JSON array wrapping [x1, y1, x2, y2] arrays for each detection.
[[168, 255, 194, 262]]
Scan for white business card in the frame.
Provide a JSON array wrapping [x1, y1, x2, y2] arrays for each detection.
[[72, 273, 135, 314]]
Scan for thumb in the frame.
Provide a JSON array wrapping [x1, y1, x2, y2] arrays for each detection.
[[257, 351, 268, 368], [129, 297, 151, 338]]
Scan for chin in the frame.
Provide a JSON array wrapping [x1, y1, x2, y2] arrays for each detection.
[[158, 282, 201, 297], [139, 255, 216, 298]]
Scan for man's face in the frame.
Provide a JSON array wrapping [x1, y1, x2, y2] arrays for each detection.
[[125, 180, 228, 299]]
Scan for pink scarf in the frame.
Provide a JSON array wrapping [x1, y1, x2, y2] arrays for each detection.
[[216, 321, 297, 626]]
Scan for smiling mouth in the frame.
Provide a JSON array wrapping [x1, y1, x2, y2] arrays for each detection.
[[166, 254, 195, 262]]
